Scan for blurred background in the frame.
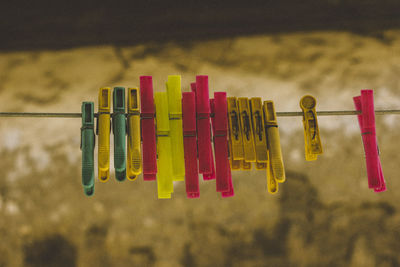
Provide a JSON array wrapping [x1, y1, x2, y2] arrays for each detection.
[[1, 1, 400, 266]]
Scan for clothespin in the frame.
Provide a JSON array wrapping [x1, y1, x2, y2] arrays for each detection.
[[112, 87, 127, 181], [250, 98, 268, 169], [127, 87, 142, 180], [155, 92, 174, 199], [227, 97, 244, 170], [166, 75, 185, 181], [182, 92, 200, 198], [97, 87, 111, 182], [263, 101, 285, 183], [140, 76, 157, 181], [193, 77, 215, 180], [353, 90, 385, 191], [238, 98, 256, 169], [300, 95, 323, 161], [81, 102, 95, 196], [210, 93, 232, 194]]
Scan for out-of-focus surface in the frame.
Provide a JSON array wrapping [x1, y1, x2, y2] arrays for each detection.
[[1, 23, 400, 267], [2, 0, 400, 50]]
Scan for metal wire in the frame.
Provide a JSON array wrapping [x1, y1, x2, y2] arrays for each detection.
[[0, 110, 400, 118]]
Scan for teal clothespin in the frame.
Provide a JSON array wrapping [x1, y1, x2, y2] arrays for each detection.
[[113, 87, 127, 181], [81, 102, 95, 196]]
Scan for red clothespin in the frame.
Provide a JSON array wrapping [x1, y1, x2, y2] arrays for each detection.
[[353, 90, 385, 192], [140, 76, 157, 181], [210, 93, 233, 195], [182, 92, 200, 198], [191, 78, 215, 180]]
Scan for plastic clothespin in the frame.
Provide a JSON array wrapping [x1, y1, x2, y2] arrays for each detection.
[[192, 77, 215, 180], [127, 87, 142, 180], [210, 96, 235, 198], [238, 98, 256, 170], [112, 87, 127, 182], [250, 98, 268, 169], [97, 87, 111, 182], [166, 75, 185, 181], [155, 92, 174, 199], [300, 95, 323, 161], [210, 93, 232, 194], [182, 92, 200, 198], [263, 101, 286, 183], [210, 97, 235, 198], [140, 76, 157, 181], [353, 90, 385, 191], [227, 97, 244, 170], [81, 102, 95, 196]]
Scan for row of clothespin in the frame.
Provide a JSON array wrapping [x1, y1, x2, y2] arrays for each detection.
[[80, 75, 385, 198]]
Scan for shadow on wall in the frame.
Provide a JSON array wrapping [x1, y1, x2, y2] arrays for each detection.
[[18, 170, 399, 267], [1, 0, 400, 50]]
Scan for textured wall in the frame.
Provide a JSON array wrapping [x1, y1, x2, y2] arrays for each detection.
[[0, 30, 400, 266]]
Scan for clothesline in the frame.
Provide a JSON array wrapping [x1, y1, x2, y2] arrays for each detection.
[[0, 109, 400, 118]]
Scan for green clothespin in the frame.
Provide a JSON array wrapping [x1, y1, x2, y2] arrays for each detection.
[[81, 102, 95, 196], [113, 87, 127, 181]]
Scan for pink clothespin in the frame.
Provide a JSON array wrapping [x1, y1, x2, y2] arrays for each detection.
[[210, 94, 234, 197], [191, 78, 215, 180], [140, 76, 157, 181], [353, 89, 386, 192], [182, 92, 200, 198]]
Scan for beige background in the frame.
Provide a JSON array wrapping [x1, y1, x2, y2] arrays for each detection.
[[0, 30, 400, 266]]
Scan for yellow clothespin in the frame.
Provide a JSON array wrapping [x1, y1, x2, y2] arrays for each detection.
[[127, 87, 142, 180], [166, 75, 185, 181], [227, 97, 244, 170], [238, 97, 256, 170], [300, 95, 323, 161], [155, 92, 174, 199], [263, 101, 285, 183], [97, 87, 111, 182], [250, 98, 268, 170]]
